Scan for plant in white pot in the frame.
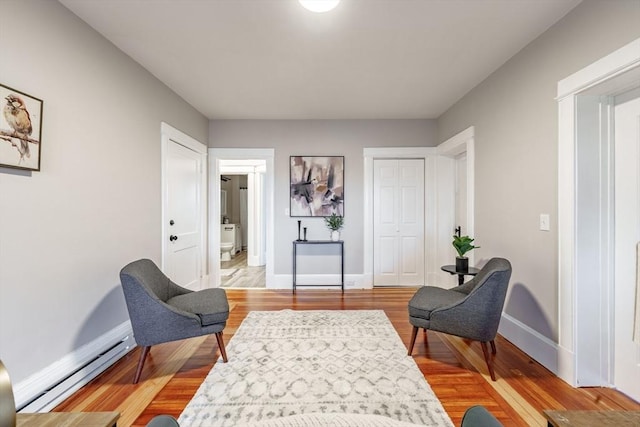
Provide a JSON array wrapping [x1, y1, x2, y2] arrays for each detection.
[[325, 213, 344, 241], [452, 235, 479, 272]]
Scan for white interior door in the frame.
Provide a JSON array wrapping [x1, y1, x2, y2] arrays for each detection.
[[373, 159, 425, 286], [614, 90, 640, 401], [164, 135, 205, 290]]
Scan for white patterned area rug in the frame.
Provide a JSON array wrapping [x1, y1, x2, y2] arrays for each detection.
[[178, 310, 454, 427]]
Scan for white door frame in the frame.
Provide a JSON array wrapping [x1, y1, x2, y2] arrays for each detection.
[[160, 122, 208, 285], [209, 148, 275, 287], [364, 140, 475, 288], [436, 127, 476, 287], [557, 38, 640, 387]]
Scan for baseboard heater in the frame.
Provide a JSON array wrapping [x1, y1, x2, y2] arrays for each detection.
[[16, 329, 135, 413]]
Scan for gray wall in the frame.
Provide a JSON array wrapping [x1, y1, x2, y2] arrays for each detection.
[[210, 120, 438, 275], [438, 0, 640, 341], [0, 0, 208, 383]]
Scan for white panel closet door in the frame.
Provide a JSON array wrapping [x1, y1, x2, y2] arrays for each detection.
[[373, 159, 425, 286]]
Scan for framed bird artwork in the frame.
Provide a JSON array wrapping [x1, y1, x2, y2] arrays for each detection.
[[0, 83, 43, 171], [290, 156, 344, 217]]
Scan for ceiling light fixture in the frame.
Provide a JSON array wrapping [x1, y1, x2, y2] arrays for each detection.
[[298, 0, 340, 13]]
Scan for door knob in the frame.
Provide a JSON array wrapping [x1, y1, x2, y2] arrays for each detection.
[[169, 235, 178, 242], [169, 220, 175, 226]]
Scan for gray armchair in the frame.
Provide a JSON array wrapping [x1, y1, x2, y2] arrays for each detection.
[[120, 259, 229, 383], [407, 257, 511, 380], [461, 405, 504, 427]]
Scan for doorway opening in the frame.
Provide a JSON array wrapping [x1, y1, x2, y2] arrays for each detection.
[[209, 148, 275, 289], [435, 126, 475, 288], [218, 167, 266, 288], [557, 37, 640, 399]]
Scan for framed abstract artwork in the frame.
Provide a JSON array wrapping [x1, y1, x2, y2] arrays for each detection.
[[0, 83, 43, 171], [290, 156, 344, 217]]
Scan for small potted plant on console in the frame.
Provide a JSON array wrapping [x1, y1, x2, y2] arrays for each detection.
[[452, 235, 480, 272], [325, 213, 344, 241]]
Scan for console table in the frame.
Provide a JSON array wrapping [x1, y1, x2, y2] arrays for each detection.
[[17, 411, 120, 426], [292, 240, 344, 294]]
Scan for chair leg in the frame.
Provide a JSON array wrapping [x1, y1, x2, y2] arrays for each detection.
[[215, 332, 228, 362], [133, 346, 150, 384], [480, 341, 496, 381], [490, 339, 497, 355], [408, 326, 418, 355]]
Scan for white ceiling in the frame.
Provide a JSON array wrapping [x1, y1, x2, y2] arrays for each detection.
[[59, 0, 581, 120]]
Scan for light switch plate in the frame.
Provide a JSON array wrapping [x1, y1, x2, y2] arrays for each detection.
[[539, 214, 550, 231]]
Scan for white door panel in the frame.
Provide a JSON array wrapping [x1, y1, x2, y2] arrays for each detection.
[[614, 92, 640, 401], [374, 159, 424, 286], [165, 139, 203, 290], [401, 237, 418, 272]]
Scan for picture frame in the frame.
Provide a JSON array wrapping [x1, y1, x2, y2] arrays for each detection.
[[290, 156, 344, 217], [0, 83, 43, 171]]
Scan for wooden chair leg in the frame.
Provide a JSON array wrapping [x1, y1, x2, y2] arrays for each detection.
[[480, 341, 496, 381], [133, 346, 150, 384], [490, 339, 497, 355], [215, 332, 228, 362], [407, 326, 418, 355]]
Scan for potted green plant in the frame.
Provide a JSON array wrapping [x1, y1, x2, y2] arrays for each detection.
[[325, 213, 344, 241], [452, 235, 479, 272]]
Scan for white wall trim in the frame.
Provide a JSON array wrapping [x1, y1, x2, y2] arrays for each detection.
[[557, 38, 640, 100], [14, 321, 134, 412], [363, 147, 435, 287], [437, 126, 475, 156], [557, 37, 640, 387], [161, 122, 208, 285], [499, 313, 559, 375], [209, 148, 275, 287], [272, 274, 367, 290], [161, 122, 208, 154]]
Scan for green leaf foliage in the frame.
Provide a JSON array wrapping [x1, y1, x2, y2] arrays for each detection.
[[452, 235, 480, 257], [324, 213, 344, 231]]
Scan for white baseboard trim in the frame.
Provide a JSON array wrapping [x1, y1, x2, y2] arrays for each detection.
[[499, 312, 559, 375], [557, 344, 577, 387], [14, 321, 135, 412], [269, 274, 369, 290]]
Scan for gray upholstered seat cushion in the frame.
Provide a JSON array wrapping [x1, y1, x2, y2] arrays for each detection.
[[167, 288, 229, 326], [408, 286, 466, 320]]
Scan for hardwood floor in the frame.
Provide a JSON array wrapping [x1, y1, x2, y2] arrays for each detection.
[[54, 289, 640, 426], [220, 250, 266, 288]]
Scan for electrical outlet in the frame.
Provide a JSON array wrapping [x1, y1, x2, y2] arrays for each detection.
[[539, 214, 550, 231]]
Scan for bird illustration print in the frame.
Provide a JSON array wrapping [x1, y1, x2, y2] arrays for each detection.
[[3, 94, 33, 161]]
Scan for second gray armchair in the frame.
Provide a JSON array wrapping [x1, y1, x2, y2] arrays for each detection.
[[120, 259, 229, 383], [407, 257, 512, 380]]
